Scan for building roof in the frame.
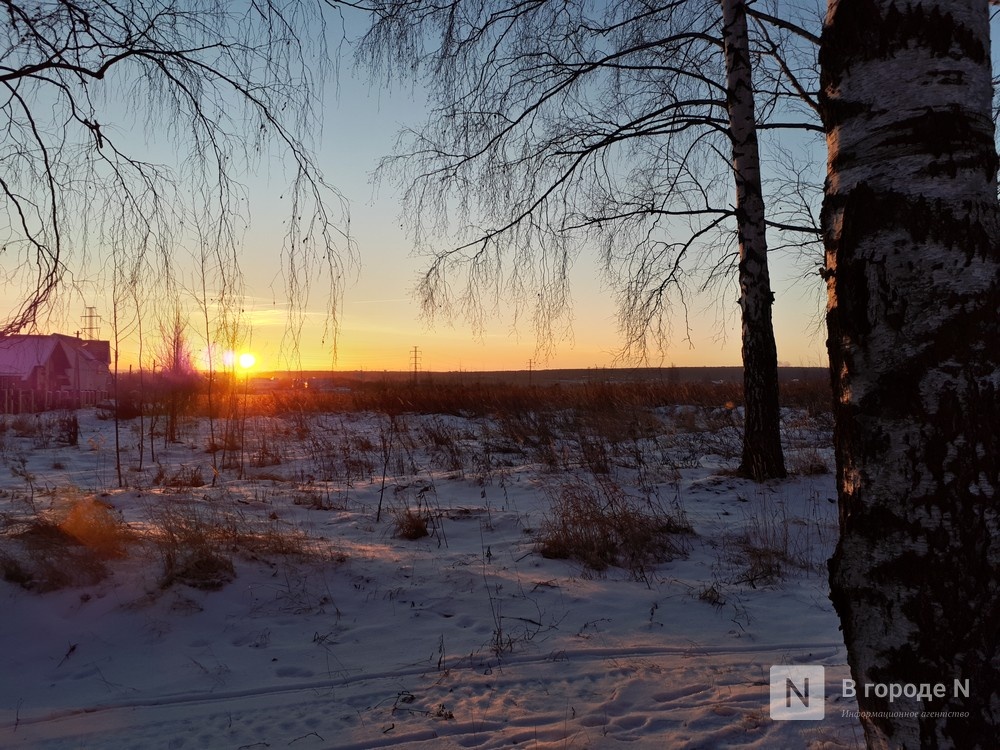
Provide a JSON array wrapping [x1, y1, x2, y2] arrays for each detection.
[[0, 335, 109, 380]]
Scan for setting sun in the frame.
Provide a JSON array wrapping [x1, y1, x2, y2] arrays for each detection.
[[238, 352, 256, 370]]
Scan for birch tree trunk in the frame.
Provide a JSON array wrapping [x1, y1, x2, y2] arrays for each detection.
[[721, 0, 786, 480], [821, 0, 1000, 746]]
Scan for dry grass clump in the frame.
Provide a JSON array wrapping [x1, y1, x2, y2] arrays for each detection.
[[154, 464, 207, 488], [9, 414, 40, 438], [787, 446, 830, 476], [163, 547, 236, 591], [0, 521, 107, 591], [149, 505, 238, 590], [1, 494, 333, 594], [537, 477, 693, 578], [59, 497, 133, 558], [389, 482, 444, 542], [0, 496, 134, 591], [719, 490, 836, 588], [147, 502, 328, 590], [393, 507, 430, 540]]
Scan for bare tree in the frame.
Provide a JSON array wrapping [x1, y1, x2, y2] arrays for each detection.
[[154, 301, 198, 444], [360, 0, 824, 479], [0, 0, 354, 346], [108, 254, 138, 487], [821, 0, 1000, 745]]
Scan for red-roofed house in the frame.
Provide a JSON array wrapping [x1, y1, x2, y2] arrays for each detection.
[[0, 334, 111, 412]]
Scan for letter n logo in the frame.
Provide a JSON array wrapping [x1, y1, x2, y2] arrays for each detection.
[[770, 665, 825, 720]]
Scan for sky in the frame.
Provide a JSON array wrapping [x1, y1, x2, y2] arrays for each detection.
[[220, 14, 830, 374], [255, 64, 826, 371], [6, 6, 831, 375], [216, 80, 829, 374]]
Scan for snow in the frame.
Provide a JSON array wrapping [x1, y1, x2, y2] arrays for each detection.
[[0, 404, 862, 748]]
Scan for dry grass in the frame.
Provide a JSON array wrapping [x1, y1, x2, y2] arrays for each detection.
[[787, 446, 831, 476], [393, 507, 430, 540], [59, 497, 133, 558], [0, 373, 831, 599], [137, 374, 831, 421], [1, 520, 109, 591], [97, 373, 832, 492], [154, 464, 207, 488], [0, 485, 333, 593], [0, 494, 135, 591], [537, 476, 693, 578], [719, 490, 836, 588], [146, 502, 326, 590], [147, 504, 238, 590]]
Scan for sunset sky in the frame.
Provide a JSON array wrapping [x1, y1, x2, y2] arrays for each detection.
[[223, 56, 828, 374], [9, 13, 830, 375]]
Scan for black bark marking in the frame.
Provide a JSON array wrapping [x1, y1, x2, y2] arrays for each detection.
[[821, 0, 987, 94], [827, 183, 1000, 745]]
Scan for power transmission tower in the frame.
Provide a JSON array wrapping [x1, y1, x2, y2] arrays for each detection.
[[80, 307, 101, 339], [411, 346, 421, 383], [527, 358, 534, 386]]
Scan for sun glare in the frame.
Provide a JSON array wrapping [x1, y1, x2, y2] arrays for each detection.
[[238, 352, 256, 370]]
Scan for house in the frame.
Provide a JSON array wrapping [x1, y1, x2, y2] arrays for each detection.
[[0, 334, 111, 411]]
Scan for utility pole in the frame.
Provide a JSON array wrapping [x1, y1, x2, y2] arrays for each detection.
[[411, 346, 421, 383], [527, 358, 534, 386]]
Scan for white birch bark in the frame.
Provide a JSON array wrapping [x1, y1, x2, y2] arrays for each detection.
[[821, 0, 1000, 746], [721, 0, 786, 480]]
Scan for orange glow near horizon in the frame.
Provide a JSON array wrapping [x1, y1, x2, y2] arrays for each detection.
[[43, 281, 825, 374], [110, 318, 819, 375]]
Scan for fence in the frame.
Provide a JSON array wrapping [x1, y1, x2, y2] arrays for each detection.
[[0, 389, 107, 414]]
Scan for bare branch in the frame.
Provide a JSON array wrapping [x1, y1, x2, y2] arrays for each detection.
[[359, 0, 822, 359], [0, 0, 354, 351]]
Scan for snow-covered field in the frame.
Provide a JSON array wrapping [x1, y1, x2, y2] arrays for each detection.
[[0, 396, 862, 748]]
